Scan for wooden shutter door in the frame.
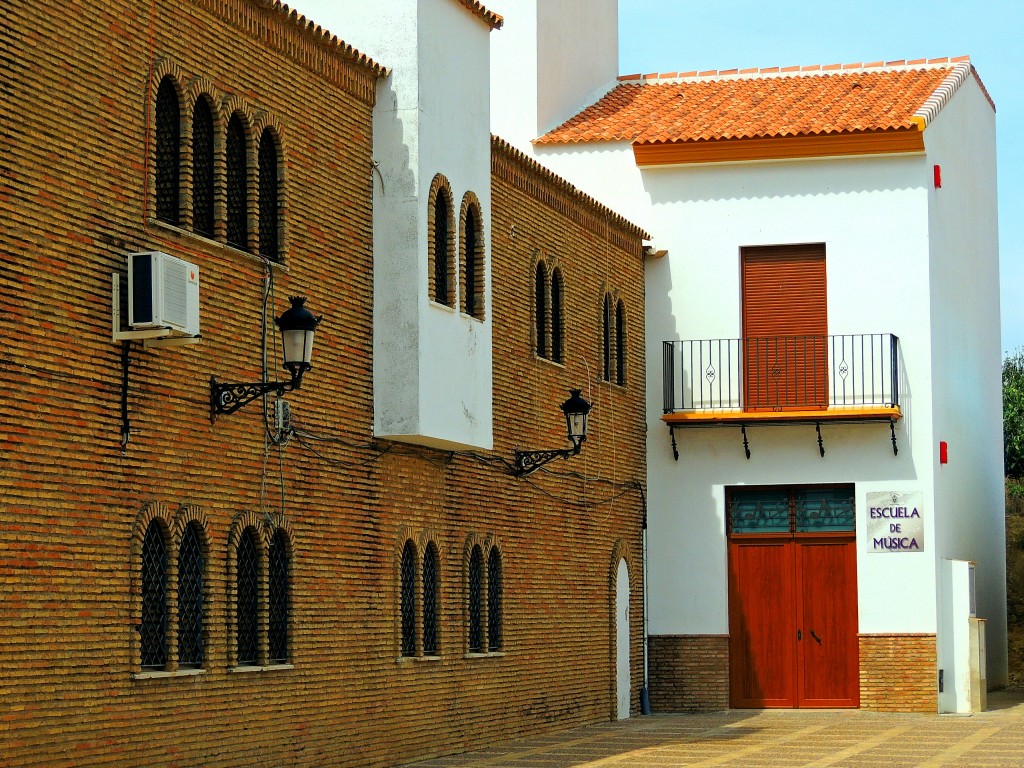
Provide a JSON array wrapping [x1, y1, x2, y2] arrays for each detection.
[[742, 245, 827, 410]]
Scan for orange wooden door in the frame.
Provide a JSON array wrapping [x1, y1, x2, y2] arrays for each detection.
[[741, 245, 827, 410], [797, 538, 860, 707], [728, 540, 798, 707], [729, 537, 858, 708]]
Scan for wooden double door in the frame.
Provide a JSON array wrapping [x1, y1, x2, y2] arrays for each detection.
[[728, 536, 859, 708]]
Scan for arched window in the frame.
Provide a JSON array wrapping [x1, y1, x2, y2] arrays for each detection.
[[468, 545, 483, 652], [550, 268, 564, 364], [432, 190, 452, 306], [615, 299, 627, 385], [400, 540, 417, 657], [268, 528, 290, 664], [258, 128, 280, 262], [226, 113, 248, 250], [177, 522, 204, 669], [462, 198, 485, 319], [235, 527, 260, 666], [535, 263, 548, 359], [155, 77, 179, 225], [140, 521, 168, 669], [602, 293, 613, 381], [487, 547, 503, 652], [191, 98, 215, 237], [422, 542, 439, 656]]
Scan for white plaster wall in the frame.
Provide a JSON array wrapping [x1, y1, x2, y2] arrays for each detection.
[[489, 0, 618, 147], [923, 77, 1006, 686], [334, 0, 494, 450], [536, 142, 945, 635]]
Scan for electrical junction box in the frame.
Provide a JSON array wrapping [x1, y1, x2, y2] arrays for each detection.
[[128, 251, 200, 336]]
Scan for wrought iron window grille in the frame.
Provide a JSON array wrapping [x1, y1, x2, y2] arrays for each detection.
[[235, 529, 260, 666], [177, 524, 204, 669], [140, 522, 168, 669]]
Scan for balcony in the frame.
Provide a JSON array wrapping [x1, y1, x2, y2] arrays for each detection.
[[661, 334, 902, 456]]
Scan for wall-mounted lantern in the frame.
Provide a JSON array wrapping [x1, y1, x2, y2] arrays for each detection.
[[513, 389, 592, 476], [210, 296, 322, 421]]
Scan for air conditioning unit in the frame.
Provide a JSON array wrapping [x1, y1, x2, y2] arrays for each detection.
[[128, 251, 200, 336]]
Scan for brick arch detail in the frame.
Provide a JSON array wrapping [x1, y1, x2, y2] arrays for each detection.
[[129, 501, 174, 674], [459, 190, 486, 320], [427, 173, 456, 306]]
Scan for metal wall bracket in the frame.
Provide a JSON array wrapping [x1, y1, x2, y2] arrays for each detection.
[[890, 420, 899, 456], [741, 424, 750, 460], [816, 422, 825, 457], [669, 425, 679, 461]]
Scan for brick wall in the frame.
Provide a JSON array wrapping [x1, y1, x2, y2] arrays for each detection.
[[0, 1, 647, 766], [648, 635, 730, 712], [859, 634, 938, 712]]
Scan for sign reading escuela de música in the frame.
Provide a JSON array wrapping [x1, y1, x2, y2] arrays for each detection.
[[866, 491, 924, 553]]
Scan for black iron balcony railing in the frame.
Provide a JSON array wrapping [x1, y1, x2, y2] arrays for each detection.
[[663, 334, 901, 414]]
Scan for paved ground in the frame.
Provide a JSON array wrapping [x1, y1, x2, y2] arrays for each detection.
[[405, 690, 1024, 767]]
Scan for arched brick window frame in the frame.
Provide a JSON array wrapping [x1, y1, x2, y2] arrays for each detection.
[[615, 298, 627, 385], [550, 266, 565, 364], [174, 506, 209, 670], [467, 543, 484, 652], [268, 526, 292, 664], [459, 192, 485, 320], [534, 259, 548, 359], [399, 539, 418, 657], [602, 292, 613, 381], [256, 122, 283, 262], [225, 110, 251, 251], [427, 174, 456, 307], [422, 541, 440, 656], [154, 75, 181, 225], [486, 542, 503, 652], [190, 92, 217, 238], [134, 506, 172, 671], [227, 512, 265, 668], [464, 535, 503, 655]]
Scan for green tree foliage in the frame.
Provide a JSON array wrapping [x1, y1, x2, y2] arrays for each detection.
[[1005, 350, 1024, 478]]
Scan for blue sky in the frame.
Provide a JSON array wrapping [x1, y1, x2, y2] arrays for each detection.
[[618, 0, 1023, 353]]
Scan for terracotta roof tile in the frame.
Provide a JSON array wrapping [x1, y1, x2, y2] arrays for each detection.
[[537, 59, 990, 146]]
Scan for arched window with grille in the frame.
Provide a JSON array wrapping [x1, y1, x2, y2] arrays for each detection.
[[461, 197, 485, 319], [615, 299, 627, 385], [140, 520, 168, 669], [226, 113, 248, 250], [268, 528, 290, 664], [192, 97, 215, 237], [235, 526, 260, 666], [487, 546, 503, 652], [155, 77, 180, 225], [430, 178, 454, 307], [550, 268, 564, 363], [602, 293, 613, 381], [467, 544, 483, 653], [258, 128, 280, 262], [535, 262, 548, 359], [177, 522, 204, 669], [400, 540, 417, 657], [422, 542, 439, 656]]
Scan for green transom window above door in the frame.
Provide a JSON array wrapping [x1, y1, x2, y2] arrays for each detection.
[[727, 485, 855, 534]]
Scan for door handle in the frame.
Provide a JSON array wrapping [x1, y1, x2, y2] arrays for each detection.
[[810, 630, 822, 644]]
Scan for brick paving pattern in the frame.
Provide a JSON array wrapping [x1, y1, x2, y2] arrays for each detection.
[[406, 690, 1024, 768]]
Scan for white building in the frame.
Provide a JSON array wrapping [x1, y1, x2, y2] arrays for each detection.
[[490, 0, 1005, 713]]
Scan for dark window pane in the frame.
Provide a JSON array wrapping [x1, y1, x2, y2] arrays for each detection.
[[434, 193, 449, 305], [535, 264, 547, 359], [155, 78, 179, 225], [616, 300, 626, 385], [728, 488, 791, 534], [258, 129, 279, 261], [140, 522, 167, 669], [192, 99, 214, 237], [236, 528, 259, 665], [422, 543, 439, 656], [796, 488, 856, 532], [468, 546, 483, 652], [551, 270, 563, 364], [464, 207, 478, 317], [487, 547, 502, 652], [226, 114, 248, 249], [400, 541, 417, 657], [268, 529, 289, 663], [177, 523, 204, 668]]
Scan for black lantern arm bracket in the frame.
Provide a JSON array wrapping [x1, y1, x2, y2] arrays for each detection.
[[210, 374, 300, 420], [512, 442, 583, 477], [511, 389, 592, 477]]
